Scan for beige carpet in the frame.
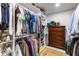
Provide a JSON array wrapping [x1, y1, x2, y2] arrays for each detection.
[[40, 47, 68, 56]]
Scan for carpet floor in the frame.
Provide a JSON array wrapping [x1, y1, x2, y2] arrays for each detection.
[[40, 47, 68, 56]]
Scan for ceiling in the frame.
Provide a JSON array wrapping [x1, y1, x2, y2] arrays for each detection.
[[19, 3, 41, 13], [35, 3, 78, 15], [20, 3, 78, 15]]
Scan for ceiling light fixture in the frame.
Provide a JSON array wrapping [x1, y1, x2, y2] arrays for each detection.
[[55, 3, 60, 7]]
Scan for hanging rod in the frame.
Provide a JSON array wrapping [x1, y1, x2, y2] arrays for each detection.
[[15, 34, 32, 39], [15, 33, 37, 39]]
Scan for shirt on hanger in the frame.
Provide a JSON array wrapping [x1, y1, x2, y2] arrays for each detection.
[[15, 44, 22, 56]]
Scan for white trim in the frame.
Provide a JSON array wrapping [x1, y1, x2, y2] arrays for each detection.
[[40, 46, 47, 52]]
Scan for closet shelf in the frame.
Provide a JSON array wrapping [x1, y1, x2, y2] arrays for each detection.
[[0, 40, 12, 45]]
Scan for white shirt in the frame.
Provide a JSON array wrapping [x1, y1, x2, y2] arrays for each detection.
[[15, 44, 22, 56]]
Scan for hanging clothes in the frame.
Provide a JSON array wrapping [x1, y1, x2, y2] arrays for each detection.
[[22, 39, 30, 56], [0, 3, 2, 30], [68, 4, 79, 35], [22, 19, 26, 33], [1, 3, 9, 29], [0, 3, 2, 24], [75, 41, 79, 56], [15, 5, 43, 35], [37, 16, 42, 33], [15, 6, 21, 33], [16, 13, 23, 36], [26, 12, 31, 33], [4, 3, 9, 27], [66, 5, 79, 56], [1, 3, 5, 30], [15, 36, 39, 56], [15, 44, 22, 56], [24, 10, 30, 34], [23, 37, 35, 56], [15, 5, 42, 56], [16, 38, 24, 56], [32, 38, 39, 56], [29, 14, 36, 33], [19, 6, 26, 33]]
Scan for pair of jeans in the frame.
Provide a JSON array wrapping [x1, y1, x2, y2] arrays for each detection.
[[1, 3, 9, 29]]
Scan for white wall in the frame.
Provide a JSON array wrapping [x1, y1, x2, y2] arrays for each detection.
[[46, 10, 74, 29], [46, 9, 75, 41]]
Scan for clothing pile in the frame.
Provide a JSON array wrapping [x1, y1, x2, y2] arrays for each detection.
[[0, 42, 12, 56], [47, 21, 56, 27], [15, 36, 39, 56], [15, 6, 42, 36]]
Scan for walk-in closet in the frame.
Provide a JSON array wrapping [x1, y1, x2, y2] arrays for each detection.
[[0, 3, 79, 56]]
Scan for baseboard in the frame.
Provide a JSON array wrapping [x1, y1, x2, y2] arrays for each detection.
[[40, 45, 47, 52], [47, 46, 66, 53]]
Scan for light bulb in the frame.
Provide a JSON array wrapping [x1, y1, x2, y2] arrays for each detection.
[[55, 3, 60, 7]]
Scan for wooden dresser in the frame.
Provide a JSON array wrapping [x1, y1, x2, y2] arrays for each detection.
[[48, 26, 65, 49]]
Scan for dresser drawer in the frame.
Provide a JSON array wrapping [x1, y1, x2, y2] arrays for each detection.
[[51, 31, 65, 36], [48, 26, 65, 49], [48, 26, 65, 31], [49, 42, 64, 48]]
